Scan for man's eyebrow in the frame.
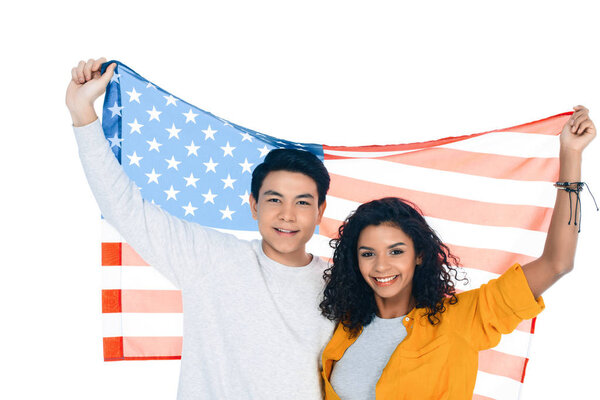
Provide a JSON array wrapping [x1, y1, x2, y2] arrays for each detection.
[[296, 193, 315, 199], [261, 191, 315, 200], [262, 190, 283, 197]]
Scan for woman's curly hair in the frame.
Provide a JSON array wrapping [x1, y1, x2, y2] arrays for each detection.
[[320, 197, 466, 336]]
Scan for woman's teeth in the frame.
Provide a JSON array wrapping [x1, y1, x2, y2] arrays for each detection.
[[374, 275, 398, 283]]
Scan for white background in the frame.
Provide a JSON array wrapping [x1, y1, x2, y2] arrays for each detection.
[[2, 1, 599, 398]]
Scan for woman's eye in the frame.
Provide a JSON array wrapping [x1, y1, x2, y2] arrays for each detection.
[[390, 249, 404, 255], [360, 252, 374, 257]]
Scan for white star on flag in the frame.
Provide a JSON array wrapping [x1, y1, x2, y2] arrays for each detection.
[[185, 141, 200, 156], [184, 173, 200, 187], [145, 169, 161, 184], [203, 157, 218, 173], [126, 87, 142, 103], [126, 151, 143, 167], [202, 188, 217, 204], [183, 108, 199, 123], [164, 185, 180, 201], [221, 141, 236, 157], [202, 125, 218, 140], [239, 132, 253, 142], [258, 145, 270, 158], [165, 156, 182, 170], [164, 95, 178, 106], [128, 119, 144, 134], [182, 202, 198, 216], [108, 133, 124, 148], [221, 174, 237, 189], [165, 123, 182, 139], [146, 106, 162, 122], [239, 190, 250, 205], [219, 205, 235, 220], [146, 138, 162, 152], [239, 158, 254, 174], [108, 102, 124, 117]]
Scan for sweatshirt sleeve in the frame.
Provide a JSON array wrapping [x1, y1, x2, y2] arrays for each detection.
[[73, 118, 219, 288]]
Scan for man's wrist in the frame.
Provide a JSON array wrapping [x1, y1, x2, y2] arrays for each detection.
[[70, 106, 98, 127]]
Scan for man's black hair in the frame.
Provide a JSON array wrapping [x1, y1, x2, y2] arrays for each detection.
[[251, 148, 330, 205]]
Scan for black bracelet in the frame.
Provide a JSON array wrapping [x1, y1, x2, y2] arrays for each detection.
[[554, 181, 598, 232]]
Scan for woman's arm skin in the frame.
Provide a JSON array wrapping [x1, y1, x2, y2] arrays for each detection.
[[522, 106, 596, 299]]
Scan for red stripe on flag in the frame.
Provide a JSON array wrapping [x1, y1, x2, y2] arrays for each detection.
[[325, 148, 559, 182], [103, 336, 124, 361], [122, 243, 149, 266], [472, 395, 496, 400], [446, 244, 536, 276], [123, 336, 183, 359], [323, 112, 571, 153], [521, 357, 530, 383], [121, 290, 183, 313], [102, 289, 122, 313], [102, 242, 122, 266], [326, 174, 553, 232], [502, 112, 571, 135], [478, 349, 527, 382]]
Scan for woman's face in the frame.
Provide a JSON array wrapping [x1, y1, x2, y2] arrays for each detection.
[[357, 223, 422, 307]]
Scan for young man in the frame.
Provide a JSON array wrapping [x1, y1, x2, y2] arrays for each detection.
[[67, 58, 335, 399]]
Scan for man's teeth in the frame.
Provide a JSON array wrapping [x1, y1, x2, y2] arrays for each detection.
[[375, 275, 398, 283], [276, 228, 295, 233]]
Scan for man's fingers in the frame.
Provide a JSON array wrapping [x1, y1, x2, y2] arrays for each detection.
[[84, 59, 95, 81], [99, 62, 116, 86], [92, 57, 107, 73], [76, 60, 86, 84], [71, 67, 79, 84]]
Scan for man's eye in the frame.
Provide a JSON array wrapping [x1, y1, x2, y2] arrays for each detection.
[[267, 198, 280, 203], [298, 200, 310, 206]]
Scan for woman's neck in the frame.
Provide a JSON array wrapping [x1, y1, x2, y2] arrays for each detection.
[[375, 290, 415, 319]]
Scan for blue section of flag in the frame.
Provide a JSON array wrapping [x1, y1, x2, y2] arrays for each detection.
[[101, 61, 324, 231]]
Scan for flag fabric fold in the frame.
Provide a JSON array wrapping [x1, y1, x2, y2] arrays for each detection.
[[99, 60, 568, 400]]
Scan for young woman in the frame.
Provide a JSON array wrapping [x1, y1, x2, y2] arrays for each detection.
[[319, 106, 596, 399]]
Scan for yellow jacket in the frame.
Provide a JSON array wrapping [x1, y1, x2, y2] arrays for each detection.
[[321, 264, 545, 399]]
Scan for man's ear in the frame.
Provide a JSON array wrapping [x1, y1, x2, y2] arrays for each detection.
[[249, 193, 258, 220], [316, 199, 327, 225]]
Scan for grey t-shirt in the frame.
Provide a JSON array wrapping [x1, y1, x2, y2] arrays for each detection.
[[73, 119, 336, 399], [330, 315, 407, 400]]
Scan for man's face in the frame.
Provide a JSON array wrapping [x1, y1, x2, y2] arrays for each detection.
[[250, 170, 326, 266]]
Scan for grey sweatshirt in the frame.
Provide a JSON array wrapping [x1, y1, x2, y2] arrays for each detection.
[[74, 119, 335, 399]]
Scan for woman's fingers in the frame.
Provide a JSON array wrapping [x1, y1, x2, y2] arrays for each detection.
[[571, 110, 589, 132], [577, 119, 593, 135]]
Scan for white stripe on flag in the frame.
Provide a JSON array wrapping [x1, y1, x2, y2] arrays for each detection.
[[103, 266, 178, 290], [493, 330, 534, 359], [103, 313, 183, 337], [474, 370, 522, 400], [324, 158, 555, 207], [438, 131, 559, 158], [324, 196, 546, 257]]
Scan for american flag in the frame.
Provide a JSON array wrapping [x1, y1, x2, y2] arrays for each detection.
[[99, 60, 566, 400]]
